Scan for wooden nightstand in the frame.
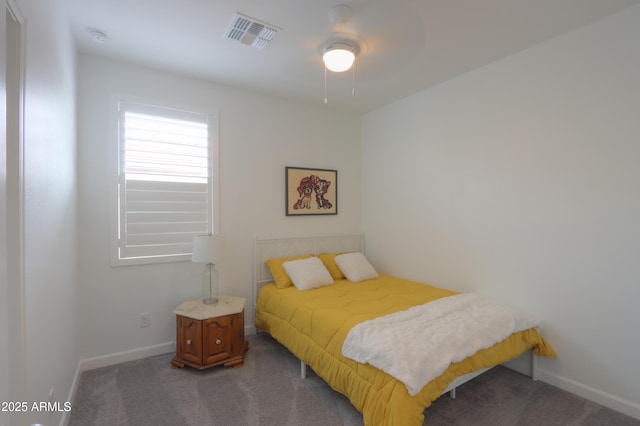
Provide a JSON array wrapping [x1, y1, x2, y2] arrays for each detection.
[[171, 295, 249, 370]]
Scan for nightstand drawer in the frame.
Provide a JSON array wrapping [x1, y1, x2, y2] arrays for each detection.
[[176, 316, 203, 365], [203, 315, 233, 364]]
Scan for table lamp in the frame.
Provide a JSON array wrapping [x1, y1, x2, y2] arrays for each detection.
[[192, 234, 225, 304]]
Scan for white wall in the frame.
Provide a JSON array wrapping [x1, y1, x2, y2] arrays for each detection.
[[362, 5, 640, 419], [2, 0, 79, 425], [0, 3, 10, 424], [1, 3, 24, 425], [76, 55, 362, 361]]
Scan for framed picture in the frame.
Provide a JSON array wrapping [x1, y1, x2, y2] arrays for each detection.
[[286, 167, 337, 216]]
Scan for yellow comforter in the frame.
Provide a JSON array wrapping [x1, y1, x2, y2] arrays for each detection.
[[255, 274, 555, 426]]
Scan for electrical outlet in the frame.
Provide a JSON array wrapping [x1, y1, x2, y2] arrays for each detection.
[[139, 313, 150, 328]]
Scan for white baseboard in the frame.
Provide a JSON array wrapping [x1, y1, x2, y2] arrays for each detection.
[[62, 330, 261, 425], [60, 342, 174, 426], [539, 369, 640, 421], [60, 362, 82, 426], [60, 329, 257, 426], [503, 352, 639, 421], [77, 341, 175, 372]]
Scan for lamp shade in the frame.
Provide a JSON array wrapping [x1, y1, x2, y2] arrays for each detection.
[[192, 235, 225, 264]]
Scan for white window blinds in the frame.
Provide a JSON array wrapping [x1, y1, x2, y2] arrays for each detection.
[[114, 100, 216, 265]]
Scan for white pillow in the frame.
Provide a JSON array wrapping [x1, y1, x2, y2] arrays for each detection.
[[283, 257, 334, 291], [334, 252, 378, 282]]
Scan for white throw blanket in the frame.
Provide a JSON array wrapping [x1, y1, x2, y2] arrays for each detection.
[[341, 293, 540, 396]]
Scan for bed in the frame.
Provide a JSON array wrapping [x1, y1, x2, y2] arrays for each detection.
[[253, 234, 555, 425]]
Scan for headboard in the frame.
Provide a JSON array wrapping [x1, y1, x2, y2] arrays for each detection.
[[253, 234, 363, 314]]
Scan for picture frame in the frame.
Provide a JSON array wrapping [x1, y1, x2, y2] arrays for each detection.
[[286, 167, 337, 216]]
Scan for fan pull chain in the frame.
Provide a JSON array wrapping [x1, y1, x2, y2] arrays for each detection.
[[323, 61, 357, 104], [324, 66, 328, 104], [352, 60, 356, 96]]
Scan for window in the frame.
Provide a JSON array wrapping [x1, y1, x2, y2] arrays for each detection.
[[112, 100, 218, 265]]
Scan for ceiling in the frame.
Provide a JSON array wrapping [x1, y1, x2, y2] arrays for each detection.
[[65, 0, 640, 114]]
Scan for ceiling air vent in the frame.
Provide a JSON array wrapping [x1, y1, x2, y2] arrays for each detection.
[[226, 13, 280, 50]]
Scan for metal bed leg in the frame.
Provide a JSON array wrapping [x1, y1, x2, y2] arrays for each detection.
[[449, 387, 456, 399], [300, 361, 307, 379], [531, 354, 539, 381]]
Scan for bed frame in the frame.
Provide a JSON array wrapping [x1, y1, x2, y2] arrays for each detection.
[[253, 234, 539, 401]]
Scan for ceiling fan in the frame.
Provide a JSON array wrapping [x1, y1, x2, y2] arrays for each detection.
[[319, 2, 426, 81]]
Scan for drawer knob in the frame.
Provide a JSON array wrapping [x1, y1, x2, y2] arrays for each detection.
[[186, 339, 192, 345], [215, 339, 221, 345]]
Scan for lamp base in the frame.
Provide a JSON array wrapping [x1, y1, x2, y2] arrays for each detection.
[[202, 296, 219, 305]]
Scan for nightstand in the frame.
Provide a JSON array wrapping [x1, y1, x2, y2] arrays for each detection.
[[171, 295, 249, 370]]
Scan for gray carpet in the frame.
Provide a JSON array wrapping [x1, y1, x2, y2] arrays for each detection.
[[69, 333, 639, 426]]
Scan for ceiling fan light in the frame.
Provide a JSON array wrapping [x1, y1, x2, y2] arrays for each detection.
[[323, 45, 356, 72]]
